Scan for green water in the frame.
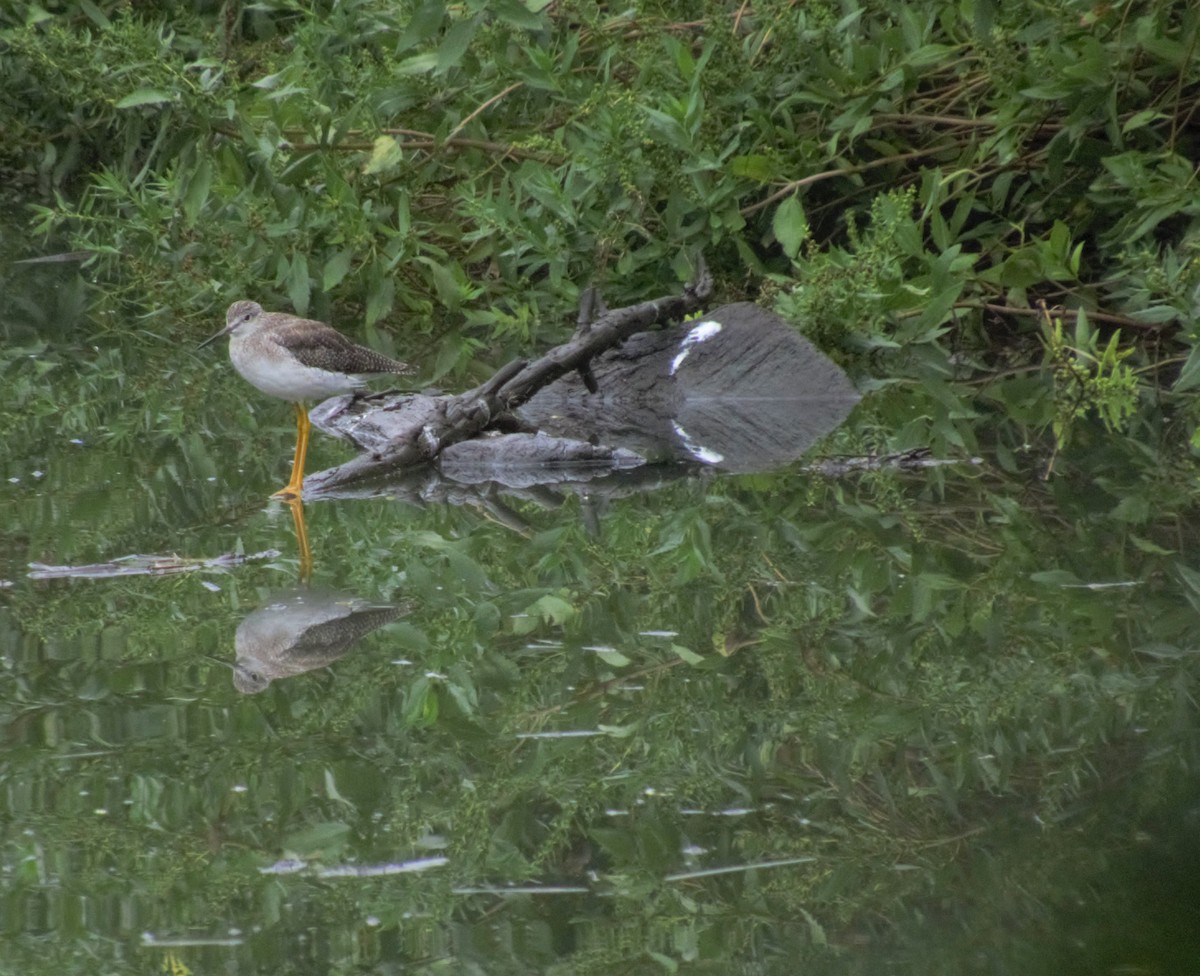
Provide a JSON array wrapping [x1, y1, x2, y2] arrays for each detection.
[[2, 264, 1199, 976]]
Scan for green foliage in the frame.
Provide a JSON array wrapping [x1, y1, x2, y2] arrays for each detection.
[[2, 0, 1198, 407]]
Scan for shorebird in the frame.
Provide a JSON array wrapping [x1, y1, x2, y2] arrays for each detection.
[[199, 300, 415, 498]]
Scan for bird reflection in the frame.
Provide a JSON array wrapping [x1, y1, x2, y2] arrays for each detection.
[[231, 588, 409, 694]]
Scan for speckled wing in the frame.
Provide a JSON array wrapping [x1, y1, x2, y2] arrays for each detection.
[[268, 319, 415, 377]]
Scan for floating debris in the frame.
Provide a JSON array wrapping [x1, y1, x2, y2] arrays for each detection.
[[515, 730, 607, 739], [258, 859, 307, 876], [13, 250, 95, 265], [451, 884, 592, 895], [258, 856, 449, 877], [664, 856, 816, 882], [1060, 580, 1143, 590], [140, 933, 244, 947], [27, 550, 281, 581], [680, 807, 759, 817], [317, 857, 449, 878]]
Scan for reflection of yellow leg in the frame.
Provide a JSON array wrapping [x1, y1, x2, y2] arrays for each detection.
[[286, 497, 313, 582], [273, 403, 310, 500], [161, 951, 193, 976]]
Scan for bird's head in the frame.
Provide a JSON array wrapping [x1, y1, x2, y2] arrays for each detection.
[[198, 300, 264, 349], [232, 656, 272, 694]]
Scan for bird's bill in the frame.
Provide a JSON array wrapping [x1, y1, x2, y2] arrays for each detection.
[[197, 324, 231, 349], [201, 655, 235, 670]]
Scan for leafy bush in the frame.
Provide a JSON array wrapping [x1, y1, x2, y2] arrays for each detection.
[[1, 0, 1198, 446]]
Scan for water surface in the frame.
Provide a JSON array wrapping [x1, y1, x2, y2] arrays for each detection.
[[2, 259, 1198, 976]]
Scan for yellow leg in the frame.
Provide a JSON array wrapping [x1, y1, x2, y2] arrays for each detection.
[[272, 402, 310, 500]]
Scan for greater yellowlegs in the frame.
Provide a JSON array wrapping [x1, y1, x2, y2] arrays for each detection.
[[199, 300, 415, 498]]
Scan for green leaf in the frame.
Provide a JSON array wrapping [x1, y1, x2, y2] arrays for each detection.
[[729, 154, 776, 182], [363, 136, 403, 176], [1175, 562, 1200, 598], [437, 14, 481, 73], [182, 158, 212, 224], [1172, 344, 1200, 393], [22, 4, 55, 25], [322, 250, 353, 291], [589, 827, 637, 861], [395, 0, 445, 52], [404, 676, 439, 727], [1133, 643, 1193, 659], [416, 255, 464, 310], [395, 52, 439, 75], [490, 0, 547, 29], [773, 195, 808, 259], [1129, 534, 1174, 555], [251, 72, 285, 90], [671, 644, 704, 665], [799, 907, 828, 946], [365, 261, 395, 327], [77, 0, 110, 27], [78, 0, 111, 28], [323, 769, 352, 807], [1122, 108, 1163, 134], [1130, 306, 1180, 325], [283, 821, 351, 856], [287, 253, 310, 316], [595, 648, 631, 668], [115, 89, 173, 109], [446, 680, 479, 716], [647, 951, 679, 973], [1030, 569, 1081, 586], [527, 594, 576, 626]]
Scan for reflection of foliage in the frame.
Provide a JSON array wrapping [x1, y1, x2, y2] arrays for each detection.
[[5, 449, 1200, 972]]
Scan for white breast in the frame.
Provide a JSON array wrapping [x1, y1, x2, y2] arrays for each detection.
[[229, 335, 367, 401]]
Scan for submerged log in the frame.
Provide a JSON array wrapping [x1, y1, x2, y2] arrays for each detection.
[[518, 301, 860, 472]]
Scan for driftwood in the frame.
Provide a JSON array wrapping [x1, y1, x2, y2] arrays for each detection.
[[305, 262, 718, 494], [305, 260, 862, 497]]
